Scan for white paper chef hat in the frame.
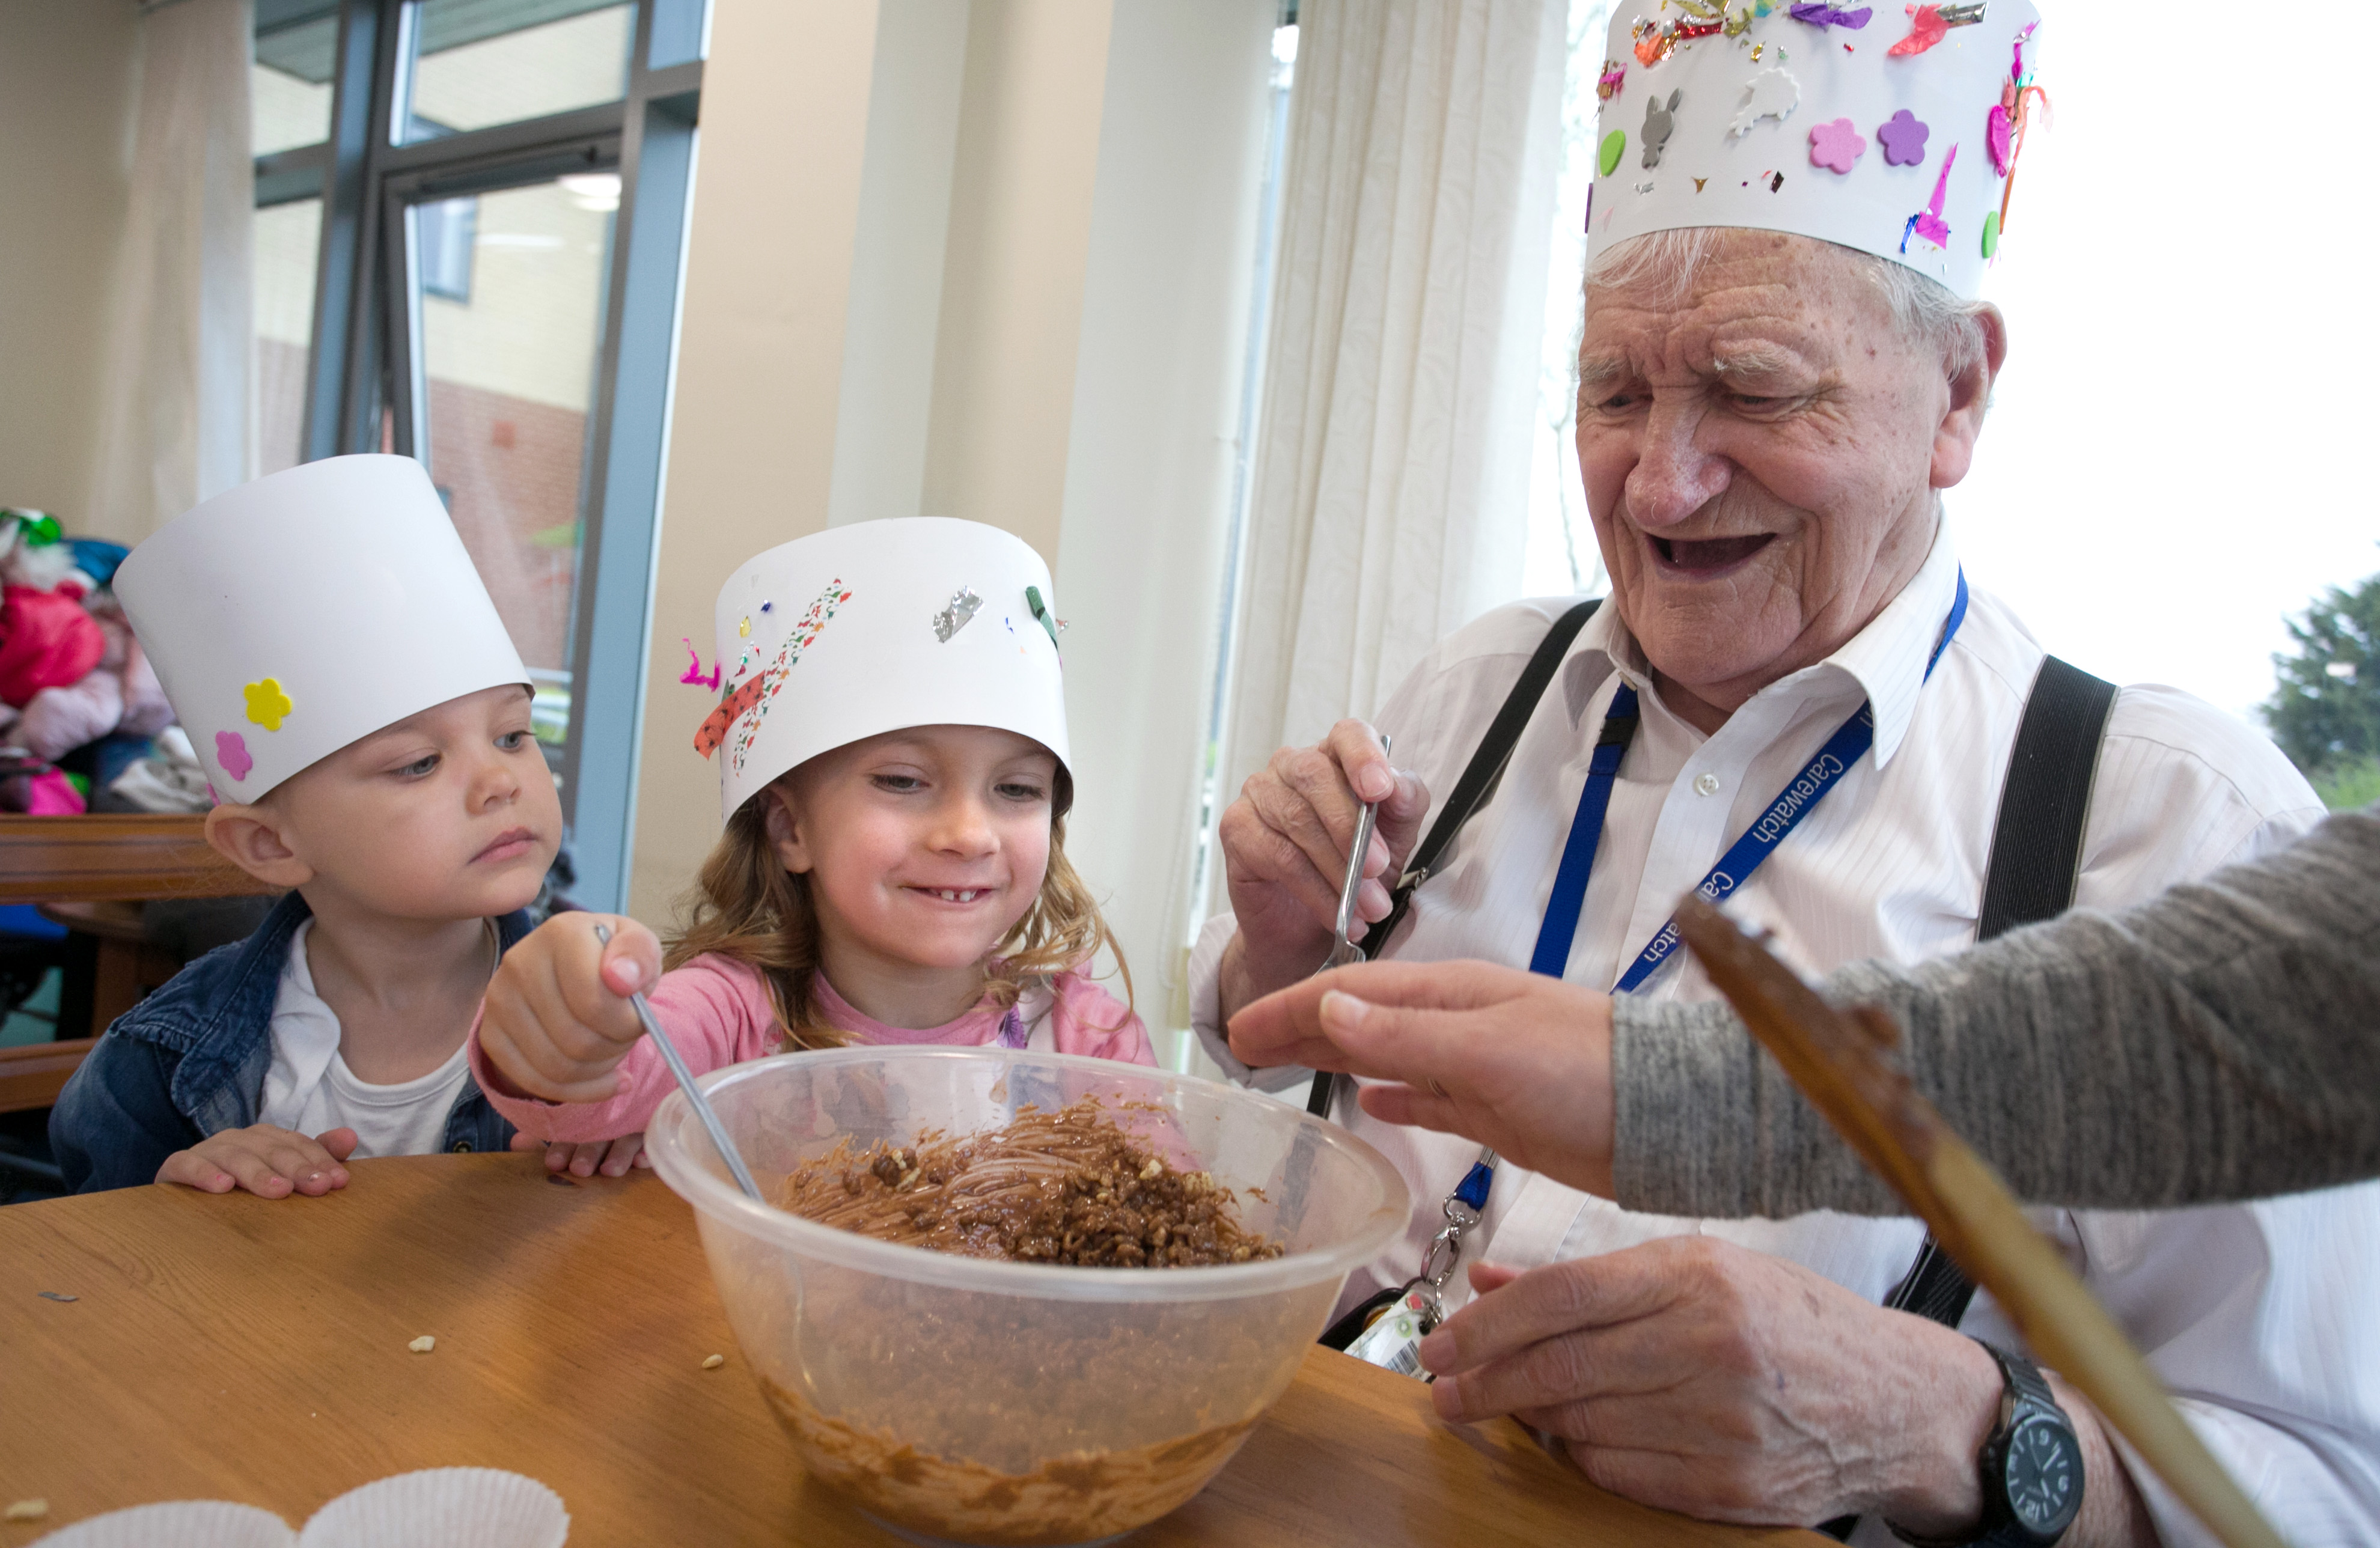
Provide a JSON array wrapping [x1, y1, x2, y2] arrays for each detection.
[[114, 455, 531, 800], [1586, 1, 2045, 299], [697, 518, 1071, 824]]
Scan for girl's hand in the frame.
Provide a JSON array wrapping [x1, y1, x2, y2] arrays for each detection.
[[510, 1130, 649, 1178], [478, 912, 662, 1102], [156, 1124, 359, 1197]]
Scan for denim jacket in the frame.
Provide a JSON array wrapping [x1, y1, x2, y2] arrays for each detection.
[[49, 893, 532, 1193]]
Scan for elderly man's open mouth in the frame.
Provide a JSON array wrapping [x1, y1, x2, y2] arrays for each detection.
[[1648, 533, 1775, 576]]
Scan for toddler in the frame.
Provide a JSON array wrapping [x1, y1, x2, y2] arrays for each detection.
[[475, 519, 1149, 1172], [50, 457, 558, 1194]]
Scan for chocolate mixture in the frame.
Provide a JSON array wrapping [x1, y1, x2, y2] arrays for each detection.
[[778, 1097, 1283, 1267]]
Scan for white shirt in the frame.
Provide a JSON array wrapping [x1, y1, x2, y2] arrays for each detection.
[[1192, 528, 2373, 1546], [258, 920, 476, 1159]]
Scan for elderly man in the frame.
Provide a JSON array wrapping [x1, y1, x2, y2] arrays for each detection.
[[1190, 7, 2371, 1546]]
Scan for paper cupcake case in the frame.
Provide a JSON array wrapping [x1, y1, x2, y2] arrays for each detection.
[[31, 1469, 567, 1548]]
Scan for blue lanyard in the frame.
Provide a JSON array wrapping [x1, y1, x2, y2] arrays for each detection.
[[1530, 568, 1968, 989], [1402, 573, 1968, 1310]]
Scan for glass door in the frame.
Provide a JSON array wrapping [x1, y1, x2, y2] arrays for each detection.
[[391, 171, 619, 770]]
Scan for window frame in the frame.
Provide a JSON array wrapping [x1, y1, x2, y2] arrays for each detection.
[[251, 0, 706, 912]]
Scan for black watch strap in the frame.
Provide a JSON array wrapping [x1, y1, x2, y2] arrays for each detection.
[[1890, 1342, 2082, 1548]]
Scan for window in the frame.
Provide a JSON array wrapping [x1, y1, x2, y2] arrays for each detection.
[[248, 0, 707, 910]]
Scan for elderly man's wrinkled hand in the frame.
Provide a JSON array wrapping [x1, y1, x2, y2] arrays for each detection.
[[1420, 1238, 2004, 1534], [1227, 959, 1617, 1197], [1213, 720, 1429, 1019]]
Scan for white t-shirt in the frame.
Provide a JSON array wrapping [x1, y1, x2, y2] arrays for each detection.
[[257, 919, 477, 1159]]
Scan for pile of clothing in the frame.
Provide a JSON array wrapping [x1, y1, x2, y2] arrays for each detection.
[[0, 508, 194, 814]]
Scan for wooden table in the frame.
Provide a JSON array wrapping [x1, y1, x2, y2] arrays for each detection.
[[1, 1156, 1821, 1547]]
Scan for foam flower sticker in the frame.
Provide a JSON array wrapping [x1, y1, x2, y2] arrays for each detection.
[[215, 731, 254, 783], [1877, 108, 1929, 166], [242, 678, 293, 732], [1808, 117, 1865, 174]]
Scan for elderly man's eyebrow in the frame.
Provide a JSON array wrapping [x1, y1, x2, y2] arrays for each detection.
[[1576, 355, 1630, 395], [1709, 342, 1804, 378]]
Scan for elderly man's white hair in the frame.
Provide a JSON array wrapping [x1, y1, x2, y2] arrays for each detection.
[[1580, 228, 1992, 389]]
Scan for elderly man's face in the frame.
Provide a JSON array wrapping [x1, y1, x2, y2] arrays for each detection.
[[1575, 231, 1998, 725]]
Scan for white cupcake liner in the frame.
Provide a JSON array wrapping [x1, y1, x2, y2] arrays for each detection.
[[31, 1501, 297, 1548], [294, 1469, 567, 1548]]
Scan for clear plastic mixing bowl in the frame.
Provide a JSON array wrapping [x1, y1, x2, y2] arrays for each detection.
[[646, 1047, 1409, 1547]]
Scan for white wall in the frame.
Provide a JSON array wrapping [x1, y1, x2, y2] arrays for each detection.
[[628, 0, 1278, 1070], [628, 0, 882, 924], [0, 0, 138, 532], [1053, 0, 1277, 1057]]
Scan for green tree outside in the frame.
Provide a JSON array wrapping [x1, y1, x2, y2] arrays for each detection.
[[2263, 569, 2380, 811]]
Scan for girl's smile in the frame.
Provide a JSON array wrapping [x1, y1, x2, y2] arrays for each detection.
[[767, 724, 1059, 1028]]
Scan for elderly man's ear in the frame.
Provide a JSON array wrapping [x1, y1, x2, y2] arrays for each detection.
[[1928, 303, 2009, 492], [204, 802, 317, 891]]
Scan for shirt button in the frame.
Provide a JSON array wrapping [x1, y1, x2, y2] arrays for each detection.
[[450, 1141, 474, 1154], [1693, 772, 1722, 796]]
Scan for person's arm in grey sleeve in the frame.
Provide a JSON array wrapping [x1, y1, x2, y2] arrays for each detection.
[[1613, 804, 2380, 1217]]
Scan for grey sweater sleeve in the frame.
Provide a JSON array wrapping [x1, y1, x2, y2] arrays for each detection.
[[1611, 805, 2380, 1218]]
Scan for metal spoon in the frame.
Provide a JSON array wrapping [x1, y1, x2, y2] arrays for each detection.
[[591, 922, 763, 1201], [1320, 732, 1393, 972]]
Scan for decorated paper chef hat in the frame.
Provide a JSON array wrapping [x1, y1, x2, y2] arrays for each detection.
[[1586, 1, 2045, 299], [115, 455, 530, 799], [697, 517, 1070, 823]]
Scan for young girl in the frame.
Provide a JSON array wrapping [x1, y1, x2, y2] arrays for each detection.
[[472, 520, 1150, 1171]]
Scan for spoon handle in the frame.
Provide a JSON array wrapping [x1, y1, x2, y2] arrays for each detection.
[[592, 923, 764, 1201]]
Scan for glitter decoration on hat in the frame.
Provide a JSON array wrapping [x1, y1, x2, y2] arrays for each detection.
[[701, 520, 1070, 824], [1988, 22, 2048, 234], [932, 587, 984, 643], [1587, 0, 2041, 299], [679, 639, 720, 690], [1888, 2, 1988, 56], [1902, 141, 1957, 251], [1789, 4, 1871, 30], [114, 456, 531, 800]]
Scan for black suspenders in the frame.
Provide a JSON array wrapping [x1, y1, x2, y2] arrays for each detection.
[[1308, 605, 2116, 1330]]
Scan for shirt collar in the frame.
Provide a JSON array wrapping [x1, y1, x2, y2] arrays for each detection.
[[1560, 519, 1962, 770]]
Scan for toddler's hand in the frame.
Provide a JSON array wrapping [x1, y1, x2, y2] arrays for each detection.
[[156, 1125, 359, 1198], [478, 912, 662, 1102], [511, 1130, 648, 1177]]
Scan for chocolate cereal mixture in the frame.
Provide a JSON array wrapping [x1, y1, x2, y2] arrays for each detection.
[[778, 1097, 1282, 1267]]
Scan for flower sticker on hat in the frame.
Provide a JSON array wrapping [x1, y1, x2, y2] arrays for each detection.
[[215, 731, 254, 783], [242, 678, 293, 732], [1878, 109, 1929, 167], [1808, 118, 1865, 174]]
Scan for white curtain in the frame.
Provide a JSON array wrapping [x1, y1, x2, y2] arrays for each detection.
[[89, 0, 254, 544], [1221, 0, 1566, 797]]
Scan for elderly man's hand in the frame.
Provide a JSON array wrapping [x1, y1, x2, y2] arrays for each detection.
[[1422, 1239, 2011, 1535], [1227, 959, 1617, 1197], [1214, 720, 1429, 1021]]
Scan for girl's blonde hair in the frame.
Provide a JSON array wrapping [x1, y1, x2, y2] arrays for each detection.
[[663, 772, 1131, 1051]]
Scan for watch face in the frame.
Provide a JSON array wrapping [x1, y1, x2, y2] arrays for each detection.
[[2003, 1415, 2082, 1535]]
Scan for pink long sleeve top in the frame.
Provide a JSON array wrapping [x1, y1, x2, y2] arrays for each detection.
[[471, 954, 1153, 1144]]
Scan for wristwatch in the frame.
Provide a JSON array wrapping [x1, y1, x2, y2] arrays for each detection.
[[1892, 1341, 2085, 1547]]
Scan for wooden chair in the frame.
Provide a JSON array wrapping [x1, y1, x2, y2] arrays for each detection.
[[0, 815, 272, 1115]]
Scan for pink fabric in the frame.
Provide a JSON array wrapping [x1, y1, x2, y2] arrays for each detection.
[[23, 768, 84, 814], [473, 954, 1153, 1144], [0, 587, 105, 707], [14, 671, 123, 761]]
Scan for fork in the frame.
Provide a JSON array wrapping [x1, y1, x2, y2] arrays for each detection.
[[1319, 732, 1393, 972]]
